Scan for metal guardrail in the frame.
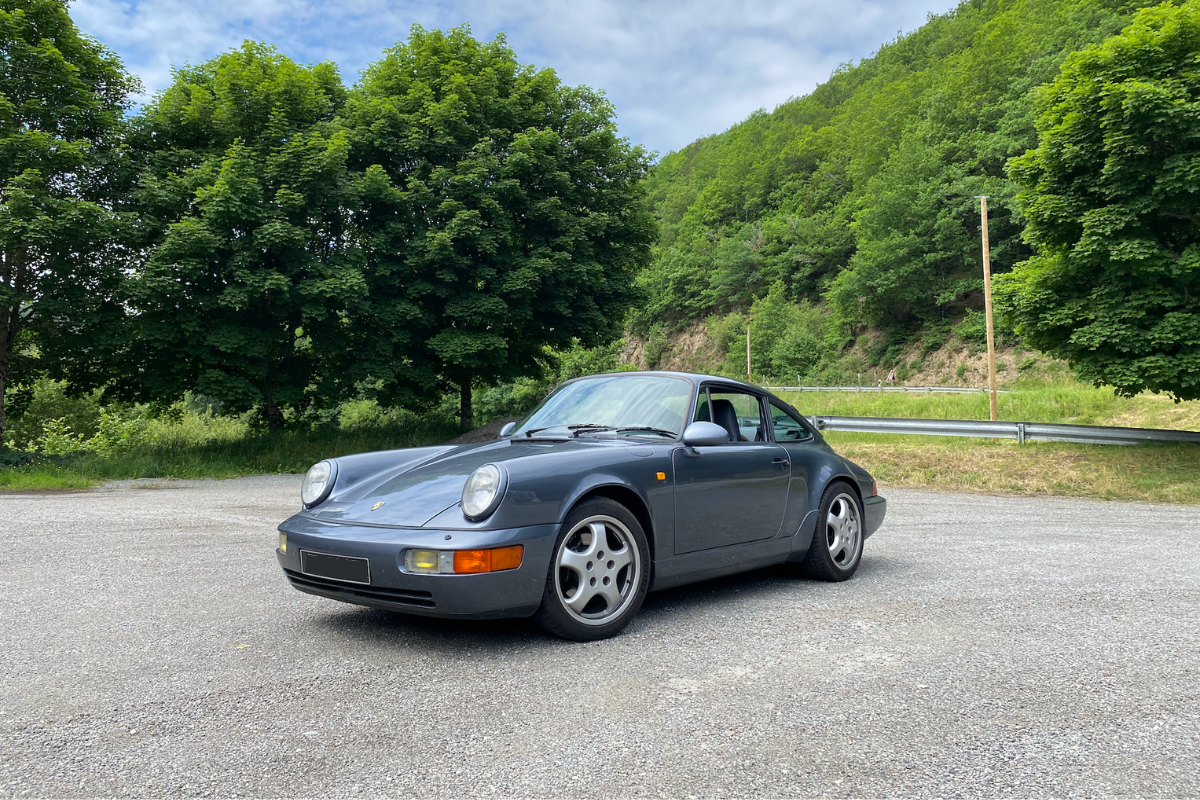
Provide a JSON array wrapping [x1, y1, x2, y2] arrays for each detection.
[[769, 385, 1009, 394], [807, 415, 1200, 446]]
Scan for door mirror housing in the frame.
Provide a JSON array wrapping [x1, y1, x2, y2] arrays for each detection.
[[682, 421, 730, 447], [498, 422, 516, 438]]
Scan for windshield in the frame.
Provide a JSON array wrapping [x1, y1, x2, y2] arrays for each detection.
[[511, 375, 692, 439]]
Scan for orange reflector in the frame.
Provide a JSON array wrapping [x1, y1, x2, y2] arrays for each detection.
[[453, 545, 524, 574], [871, 481, 878, 497], [656, 472, 666, 480], [490, 545, 524, 571]]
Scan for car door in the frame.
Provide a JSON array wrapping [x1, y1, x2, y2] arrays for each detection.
[[767, 397, 817, 529], [672, 386, 791, 554]]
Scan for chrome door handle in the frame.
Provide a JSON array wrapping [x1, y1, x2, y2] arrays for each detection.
[[772, 458, 790, 467]]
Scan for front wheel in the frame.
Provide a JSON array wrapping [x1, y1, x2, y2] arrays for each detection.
[[534, 497, 650, 641], [799, 480, 864, 581]]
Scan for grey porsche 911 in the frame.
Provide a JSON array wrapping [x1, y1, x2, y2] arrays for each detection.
[[276, 371, 886, 640]]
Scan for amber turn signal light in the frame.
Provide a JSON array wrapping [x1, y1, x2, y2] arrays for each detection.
[[453, 545, 524, 574]]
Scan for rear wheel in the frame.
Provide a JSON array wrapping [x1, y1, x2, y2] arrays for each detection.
[[534, 497, 650, 641], [800, 480, 864, 581]]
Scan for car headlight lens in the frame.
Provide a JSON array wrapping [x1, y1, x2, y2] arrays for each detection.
[[301, 460, 336, 507], [461, 464, 504, 520]]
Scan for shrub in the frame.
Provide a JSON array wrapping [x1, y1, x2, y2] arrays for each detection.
[[36, 418, 85, 455], [4, 379, 103, 450], [87, 408, 150, 457]]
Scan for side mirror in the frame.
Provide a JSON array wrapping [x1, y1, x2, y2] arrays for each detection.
[[681, 421, 730, 447], [498, 422, 516, 438]]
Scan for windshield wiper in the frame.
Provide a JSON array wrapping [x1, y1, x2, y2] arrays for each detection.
[[524, 423, 607, 438], [524, 426, 565, 438], [568, 423, 616, 437], [614, 426, 678, 438], [526, 423, 672, 439]]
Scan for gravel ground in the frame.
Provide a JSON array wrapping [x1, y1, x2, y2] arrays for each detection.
[[1, 477, 1198, 798]]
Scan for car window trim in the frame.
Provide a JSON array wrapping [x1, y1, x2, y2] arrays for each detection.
[[767, 396, 815, 443], [697, 383, 772, 446]]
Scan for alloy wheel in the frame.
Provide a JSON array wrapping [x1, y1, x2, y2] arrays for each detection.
[[553, 514, 642, 626], [825, 492, 862, 568]]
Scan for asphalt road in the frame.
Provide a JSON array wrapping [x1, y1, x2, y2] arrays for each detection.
[[2, 477, 1198, 798]]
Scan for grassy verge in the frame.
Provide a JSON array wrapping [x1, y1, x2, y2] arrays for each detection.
[[778, 384, 1200, 504], [828, 434, 1200, 504], [0, 417, 461, 492], [4, 381, 1197, 504]]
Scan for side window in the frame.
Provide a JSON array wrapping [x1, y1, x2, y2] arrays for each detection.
[[693, 393, 711, 423], [770, 399, 812, 442], [708, 390, 765, 442]]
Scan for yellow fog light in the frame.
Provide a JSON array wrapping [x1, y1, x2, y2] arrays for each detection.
[[405, 549, 443, 573], [278, 533, 287, 553]]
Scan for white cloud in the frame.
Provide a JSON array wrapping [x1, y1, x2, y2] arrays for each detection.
[[70, 0, 957, 154]]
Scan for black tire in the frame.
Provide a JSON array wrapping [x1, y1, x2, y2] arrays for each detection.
[[534, 497, 651, 641], [799, 480, 864, 582]]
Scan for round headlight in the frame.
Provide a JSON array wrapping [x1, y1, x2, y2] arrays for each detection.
[[301, 460, 336, 507], [462, 464, 505, 521]]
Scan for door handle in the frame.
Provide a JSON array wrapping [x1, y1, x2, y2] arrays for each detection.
[[772, 457, 790, 467]]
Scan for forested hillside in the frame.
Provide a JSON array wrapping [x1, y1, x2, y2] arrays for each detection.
[[633, 0, 1158, 381]]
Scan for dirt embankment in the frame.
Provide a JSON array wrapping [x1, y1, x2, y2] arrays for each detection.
[[620, 322, 723, 373], [620, 321, 1063, 388]]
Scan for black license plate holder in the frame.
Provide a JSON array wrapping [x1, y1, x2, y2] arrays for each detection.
[[300, 551, 371, 585]]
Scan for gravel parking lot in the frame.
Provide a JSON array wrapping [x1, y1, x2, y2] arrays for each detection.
[[2, 477, 1198, 797]]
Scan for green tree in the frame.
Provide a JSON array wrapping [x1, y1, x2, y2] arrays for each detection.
[[347, 26, 655, 428], [740, 282, 830, 381], [117, 43, 361, 430], [0, 0, 136, 446], [996, 2, 1200, 400], [636, 0, 1133, 340]]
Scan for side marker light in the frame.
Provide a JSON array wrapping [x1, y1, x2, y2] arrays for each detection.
[[656, 472, 666, 480]]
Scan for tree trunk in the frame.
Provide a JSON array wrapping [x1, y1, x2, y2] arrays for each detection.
[[0, 311, 13, 450], [459, 374, 473, 431], [263, 393, 285, 433], [0, 354, 7, 450]]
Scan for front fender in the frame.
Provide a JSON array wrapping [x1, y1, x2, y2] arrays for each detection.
[[556, 472, 656, 525], [422, 445, 675, 549]]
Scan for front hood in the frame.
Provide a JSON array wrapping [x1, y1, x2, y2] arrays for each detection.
[[304, 438, 627, 527]]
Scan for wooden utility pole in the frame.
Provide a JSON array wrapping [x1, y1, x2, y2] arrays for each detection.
[[746, 325, 753, 383], [979, 196, 998, 421]]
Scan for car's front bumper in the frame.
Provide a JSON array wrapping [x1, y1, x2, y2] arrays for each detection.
[[276, 514, 559, 619], [864, 495, 887, 538]]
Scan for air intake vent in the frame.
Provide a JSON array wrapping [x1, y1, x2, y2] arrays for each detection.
[[285, 569, 436, 607]]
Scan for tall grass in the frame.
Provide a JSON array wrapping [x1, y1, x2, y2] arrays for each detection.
[[0, 407, 461, 492]]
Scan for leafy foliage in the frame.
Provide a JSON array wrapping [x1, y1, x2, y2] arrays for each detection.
[[995, 1, 1200, 400], [636, 0, 1138, 339], [114, 43, 359, 431], [0, 0, 137, 445], [345, 26, 656, 426]]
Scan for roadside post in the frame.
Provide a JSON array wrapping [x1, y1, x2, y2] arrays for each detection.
[[747, 324, 752, 383], [978, 196, 999, 421]]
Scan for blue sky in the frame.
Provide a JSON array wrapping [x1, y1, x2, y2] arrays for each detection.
[[72, 0, 959, 156]]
